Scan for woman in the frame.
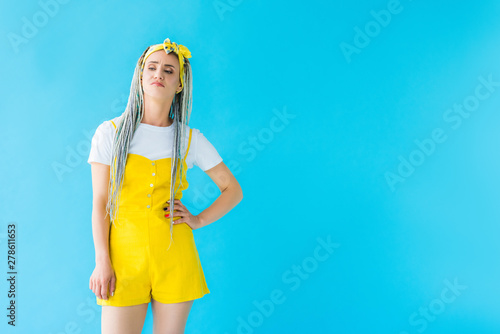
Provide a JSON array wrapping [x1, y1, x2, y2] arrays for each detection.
[[88, 38, 243, 334]]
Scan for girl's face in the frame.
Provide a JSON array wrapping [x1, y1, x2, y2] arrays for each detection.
[[141, 50, 182, 100]]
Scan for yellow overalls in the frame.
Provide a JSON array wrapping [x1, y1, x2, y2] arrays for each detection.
[[96, 120, 210, 306]]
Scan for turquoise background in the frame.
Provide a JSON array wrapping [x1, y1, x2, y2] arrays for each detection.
[[1, 0, 500, 333]]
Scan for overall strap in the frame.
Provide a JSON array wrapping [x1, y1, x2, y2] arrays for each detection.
[[110, 120, 117, 129], [184, 129, 193, 160]]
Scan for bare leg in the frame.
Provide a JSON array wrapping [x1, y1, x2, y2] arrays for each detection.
[[101, 303, 149, 334], [151, 298, 194, 334]]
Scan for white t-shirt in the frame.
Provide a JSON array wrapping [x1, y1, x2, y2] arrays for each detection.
[[87, 116, 223, 171]]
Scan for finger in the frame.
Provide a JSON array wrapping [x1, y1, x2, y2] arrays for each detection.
[[165, 210, 184, 218], [109, 275, 116, 297], [169, 207, 185, 214], [100, 280, 109, 300], [94, 282, 101, 299], [173, 202, 187, 211], [163, 205, 182, 211], [174, 216, 187, 224], [168, 217, 184, 225]]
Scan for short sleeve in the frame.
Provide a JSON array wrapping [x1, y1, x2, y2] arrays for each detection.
[[188, 128, 223, 171], [87, 121, 114, 165]]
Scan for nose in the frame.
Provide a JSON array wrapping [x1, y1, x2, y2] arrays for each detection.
[[154, 68, 163, 80]]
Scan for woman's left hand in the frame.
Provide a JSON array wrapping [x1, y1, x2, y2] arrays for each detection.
[[163, 199, 202, 230]]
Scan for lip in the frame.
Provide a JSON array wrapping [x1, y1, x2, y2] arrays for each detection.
[[152, 81, 164, 87]]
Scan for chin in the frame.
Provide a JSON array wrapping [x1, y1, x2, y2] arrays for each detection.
[[144, 90, 172, 100]]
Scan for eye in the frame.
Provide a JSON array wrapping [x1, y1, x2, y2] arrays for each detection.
[[148, 67, 172, 74]]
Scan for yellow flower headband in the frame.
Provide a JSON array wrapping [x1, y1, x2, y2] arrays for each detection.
[[140, 38, 192, 93]]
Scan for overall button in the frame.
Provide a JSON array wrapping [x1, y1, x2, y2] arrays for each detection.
[[152, 173, 155, 176], [147, 194, 151, 197], [147, 205, 150, 208], [152, 162, 155, 166], [150, 184, 154, 187]]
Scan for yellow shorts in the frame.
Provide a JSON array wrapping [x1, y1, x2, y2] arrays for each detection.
[[97, 209, 210, 306]]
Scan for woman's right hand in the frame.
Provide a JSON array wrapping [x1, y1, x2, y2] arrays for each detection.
[[89, 259, 116, 300]]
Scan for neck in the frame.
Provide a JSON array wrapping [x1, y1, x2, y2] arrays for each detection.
[[141, 94, 174, 126]]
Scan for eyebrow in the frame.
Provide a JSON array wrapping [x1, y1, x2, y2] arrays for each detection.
[[147, 60, 176, 68]]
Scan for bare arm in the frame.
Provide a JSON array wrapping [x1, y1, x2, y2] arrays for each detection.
[[90, 162, 112, 263], [89, 162, 115, 300], [196, 161, 243, 228]]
